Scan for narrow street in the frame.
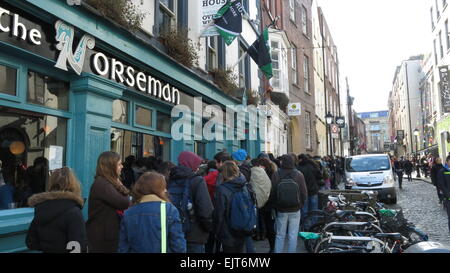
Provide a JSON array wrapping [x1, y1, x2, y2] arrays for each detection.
[[392, 174, 450, 248]]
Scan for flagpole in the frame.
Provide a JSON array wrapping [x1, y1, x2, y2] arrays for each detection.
[[231, 51, 249, 69]]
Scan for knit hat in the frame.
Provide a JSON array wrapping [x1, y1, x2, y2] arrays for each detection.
[[178, 151, 203, 172], [257, 153, 270, 160], [232, 149, 248, 162]]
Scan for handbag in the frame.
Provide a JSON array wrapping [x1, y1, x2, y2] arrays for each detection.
[[160, 202, 167, 253]]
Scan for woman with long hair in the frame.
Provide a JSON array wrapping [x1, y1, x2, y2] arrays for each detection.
[[119, 172, 186, 253], [86, 151, 130, 253], [26, 167, 87, 253]]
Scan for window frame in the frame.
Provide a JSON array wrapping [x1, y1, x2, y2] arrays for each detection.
[[112, 99, 130, 125], [206, 36, 218, 71], [0, 61, 19, 100], [158, 0, 177, 34], [133, 103, 156, 130], [291, 45, 298, 85], [289, 0, 296, 23], [301, 5, 308, 36], [303, 54, 310, 94], [305, 111, 312, 150]]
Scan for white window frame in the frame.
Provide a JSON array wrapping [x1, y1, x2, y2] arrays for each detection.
[[291, 46, 298, 85], [289, 0, 296, 22], [207, 36, 218, 71], [301, 5, 308, 36], [303, 54, 310, 94], [305, 111, 312, 149]]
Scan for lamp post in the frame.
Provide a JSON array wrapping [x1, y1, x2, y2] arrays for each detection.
[[414, 129, 419, 157], [326, 112, 334, 156]]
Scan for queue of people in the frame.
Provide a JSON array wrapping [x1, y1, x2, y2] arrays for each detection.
[[23, 149, 343, 253]]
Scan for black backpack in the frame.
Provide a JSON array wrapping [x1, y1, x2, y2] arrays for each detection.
[[276, 170, 301, 209]]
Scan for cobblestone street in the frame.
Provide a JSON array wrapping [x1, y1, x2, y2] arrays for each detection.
[[392, 173, 450, 248]]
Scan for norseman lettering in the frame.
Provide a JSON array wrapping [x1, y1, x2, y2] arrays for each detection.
[[91, 52, 180, 105]]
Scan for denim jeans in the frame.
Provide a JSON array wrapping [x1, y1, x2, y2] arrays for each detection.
[[187, 243, 205, 253], [301, 195, 319, 219], [245, 236, 256, 253], [274, 210, 301, 253]]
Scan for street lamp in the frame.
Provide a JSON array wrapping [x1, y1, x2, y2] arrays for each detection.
[[325, 112, 334, 156], [414, 128, 419, 157]]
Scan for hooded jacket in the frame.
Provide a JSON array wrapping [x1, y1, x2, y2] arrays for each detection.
[[297, 159, 323, 197], [431, 163, 444, 186], [270, 155, 308, 213], [213, 175, 248, 247], [26, 191, 87, 253], [249, 166, 272, 208], [168, 165, 214, 245]]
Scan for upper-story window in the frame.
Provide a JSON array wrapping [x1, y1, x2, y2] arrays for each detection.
[[271, 40, 281, 89], [302, 5, 308, 36], [289, 0, 296, 22], [439, 30, 444, 59], [303, 55, 310, 94], [239, 44, 249, 88], [159, 0, 176, 34], [207, 36, 218, 71], [291, 45, 298, 85], [436, 0, 441, 19]]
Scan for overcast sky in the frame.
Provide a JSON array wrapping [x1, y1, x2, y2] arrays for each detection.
[[318, 0, 432, 113]]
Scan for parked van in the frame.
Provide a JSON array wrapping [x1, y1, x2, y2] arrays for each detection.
[[344, 154, 397, 204]]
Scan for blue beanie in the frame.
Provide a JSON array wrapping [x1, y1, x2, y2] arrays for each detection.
[[232, 149, 248, 162]]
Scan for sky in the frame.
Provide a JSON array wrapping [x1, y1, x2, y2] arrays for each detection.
[[318, 0, 432, 113]]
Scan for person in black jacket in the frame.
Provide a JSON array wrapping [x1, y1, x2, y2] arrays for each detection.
[[436, 156, 450, 232], [403, 158, 414, 182], [168, 151, 214, 253], [213, 161, 249, 253], [26, 167, 87, 253], [297, 154, 323, 223], [431, 157, 444, 204], [271, 154, 308, 253], [394, 157, 404, 189]]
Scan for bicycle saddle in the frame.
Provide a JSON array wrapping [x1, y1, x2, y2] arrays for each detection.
[[335, 210, 356, 219], [374, 233, 403, 241]]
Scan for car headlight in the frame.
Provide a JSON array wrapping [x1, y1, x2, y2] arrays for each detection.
[[346, 178, 356, 186], [383, 175, 395, 185]]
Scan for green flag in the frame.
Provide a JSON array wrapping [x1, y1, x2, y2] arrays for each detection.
[[213, 0, 243, 45], [247, 28, 273, 80]]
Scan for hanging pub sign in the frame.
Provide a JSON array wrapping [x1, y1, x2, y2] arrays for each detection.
[[335, 117, 345, 128], [0, 2, 181, 105], [439, 66, 450, 113]]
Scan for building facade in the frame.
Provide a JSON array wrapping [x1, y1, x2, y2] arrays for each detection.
[[357, 111, 390, 153], [0, 0, 264, 252], [389, 56, 424, 157]]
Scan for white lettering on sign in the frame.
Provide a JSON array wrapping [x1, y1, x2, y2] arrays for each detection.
[[92, 52, 180, 105], [0, 7, 42, 45]]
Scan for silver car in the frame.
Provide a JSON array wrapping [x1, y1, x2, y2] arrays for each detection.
[[344, 154, 397, 204]]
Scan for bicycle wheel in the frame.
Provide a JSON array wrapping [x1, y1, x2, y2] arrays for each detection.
[[301, 210, 331, 231], [304, 222, 328, 253]]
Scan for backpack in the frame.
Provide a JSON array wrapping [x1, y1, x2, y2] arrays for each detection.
[[223, 182, 257, 236], [168, 178, 194, 234], [276, 171, 301, 209], [249, 167, 271, 208]]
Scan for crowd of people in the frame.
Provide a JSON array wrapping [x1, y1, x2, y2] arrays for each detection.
[[22, 149, 344, 253]]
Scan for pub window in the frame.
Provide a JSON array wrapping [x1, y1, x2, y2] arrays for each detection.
[[135, 105, 153, 128], [0, 107, 67, 209], [111, 128, 171, 161], [157, 112, 172, 134], [27, 71, 69, 111], [194, 141, 207, 159], [0, 64, 17, 96], [112, 99, 128, 124]]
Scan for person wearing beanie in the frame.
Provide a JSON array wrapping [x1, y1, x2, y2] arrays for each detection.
[[167, 151, 214, 253], [232, 149, 252, 182]]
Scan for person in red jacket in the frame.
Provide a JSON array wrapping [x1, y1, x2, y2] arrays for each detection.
[[204, 161, 219, 202]]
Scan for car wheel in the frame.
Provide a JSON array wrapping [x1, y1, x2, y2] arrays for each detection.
[[389, 196, 397, 204]]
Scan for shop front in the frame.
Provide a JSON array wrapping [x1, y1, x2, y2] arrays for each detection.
[[0, 0, 263, 252]]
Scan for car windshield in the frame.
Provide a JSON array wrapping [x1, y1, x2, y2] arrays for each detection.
[[345, 156, 391, 172]]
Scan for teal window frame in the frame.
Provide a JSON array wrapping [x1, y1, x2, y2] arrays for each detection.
[[133, 103, 156, 130], [0, 60, 22, 103]]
